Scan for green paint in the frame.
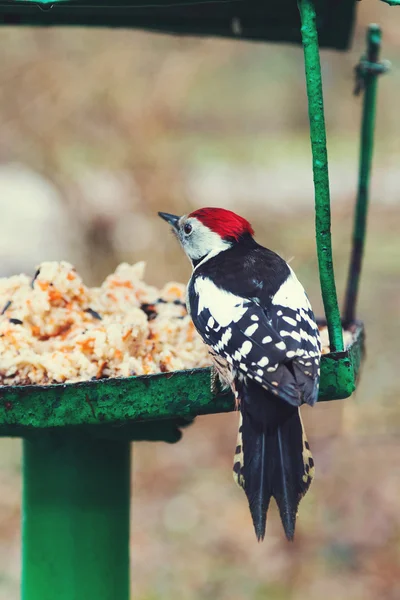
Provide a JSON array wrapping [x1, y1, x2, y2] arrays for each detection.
[[298, 0, 344, 353], [344, 25, 385, 324], [0, 324, 364, 436], [320, 322, 364, 400], [380, 0, 400, 5], [22, 433, 130, 600], [0, 0, 357, 50]]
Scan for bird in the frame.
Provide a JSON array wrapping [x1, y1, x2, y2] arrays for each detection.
[[159, 207, 321, 541]]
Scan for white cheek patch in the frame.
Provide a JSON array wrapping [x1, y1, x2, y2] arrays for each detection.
[[194, 277, 249, 327], [184, 222, 231, 262]]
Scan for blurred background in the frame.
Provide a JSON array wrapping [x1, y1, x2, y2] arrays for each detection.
[[0, 2, 400, 599]]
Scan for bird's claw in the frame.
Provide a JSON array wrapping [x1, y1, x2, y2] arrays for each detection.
[[210, 365, 222, 396]]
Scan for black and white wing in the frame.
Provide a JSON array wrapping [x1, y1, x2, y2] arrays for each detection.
[[188, 269, 321, 407]]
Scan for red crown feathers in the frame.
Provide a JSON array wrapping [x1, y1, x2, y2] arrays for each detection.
[[189, 207, 254, 241]]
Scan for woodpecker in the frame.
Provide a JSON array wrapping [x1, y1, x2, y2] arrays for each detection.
[[159, 207, 321, 541]]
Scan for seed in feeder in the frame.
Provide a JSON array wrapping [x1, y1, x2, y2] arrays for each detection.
[[140, 303, 158, 321], [1, 300, 12, 315], [0, 260, 352, 387], [84, 308, 102, 320], [31, 268, 41, 288]]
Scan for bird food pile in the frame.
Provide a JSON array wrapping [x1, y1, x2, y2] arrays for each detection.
[[0, 261, 211, 386], [0, 261, 353, 386]]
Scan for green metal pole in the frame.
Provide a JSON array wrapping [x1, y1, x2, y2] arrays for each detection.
[[298, 0, 344, 352], [22, 433, 131, 600], [343, 24, 383, 325]]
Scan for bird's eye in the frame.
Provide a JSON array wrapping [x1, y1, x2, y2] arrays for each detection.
[[183, 223, 193, 235]]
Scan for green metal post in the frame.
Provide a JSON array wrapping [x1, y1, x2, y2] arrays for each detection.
[[22, 433, 131, 600], [298, 0, 344, 352], [344, 24, 384, 325]]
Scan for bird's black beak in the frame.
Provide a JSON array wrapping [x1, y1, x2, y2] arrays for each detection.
[[158, 212, 180, 231]]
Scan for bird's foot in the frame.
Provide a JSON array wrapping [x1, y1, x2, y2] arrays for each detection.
[[210, 365, 221, 395], [210, 366, 229, 395]]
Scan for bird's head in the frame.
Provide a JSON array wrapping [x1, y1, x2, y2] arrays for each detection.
[[158, 207, 254, 266]]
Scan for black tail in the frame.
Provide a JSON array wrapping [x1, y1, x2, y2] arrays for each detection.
[[233, 379, 314, 541]]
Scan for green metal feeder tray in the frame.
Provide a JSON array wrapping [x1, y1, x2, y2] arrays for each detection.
[[0, 321, 365, 438]]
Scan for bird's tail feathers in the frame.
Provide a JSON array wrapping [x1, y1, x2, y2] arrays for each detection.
[[233, 380, 314, 541]]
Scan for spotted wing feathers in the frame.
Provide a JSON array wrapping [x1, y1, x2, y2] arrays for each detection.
[[190, 275, 321, 407]]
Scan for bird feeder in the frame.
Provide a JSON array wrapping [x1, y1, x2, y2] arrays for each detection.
[[0, 1, 390, 599]]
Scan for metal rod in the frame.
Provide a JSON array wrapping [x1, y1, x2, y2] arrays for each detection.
[[298, 0, 344, 353], [344, 24, 383, 326], [22, 433, 131, 600]]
